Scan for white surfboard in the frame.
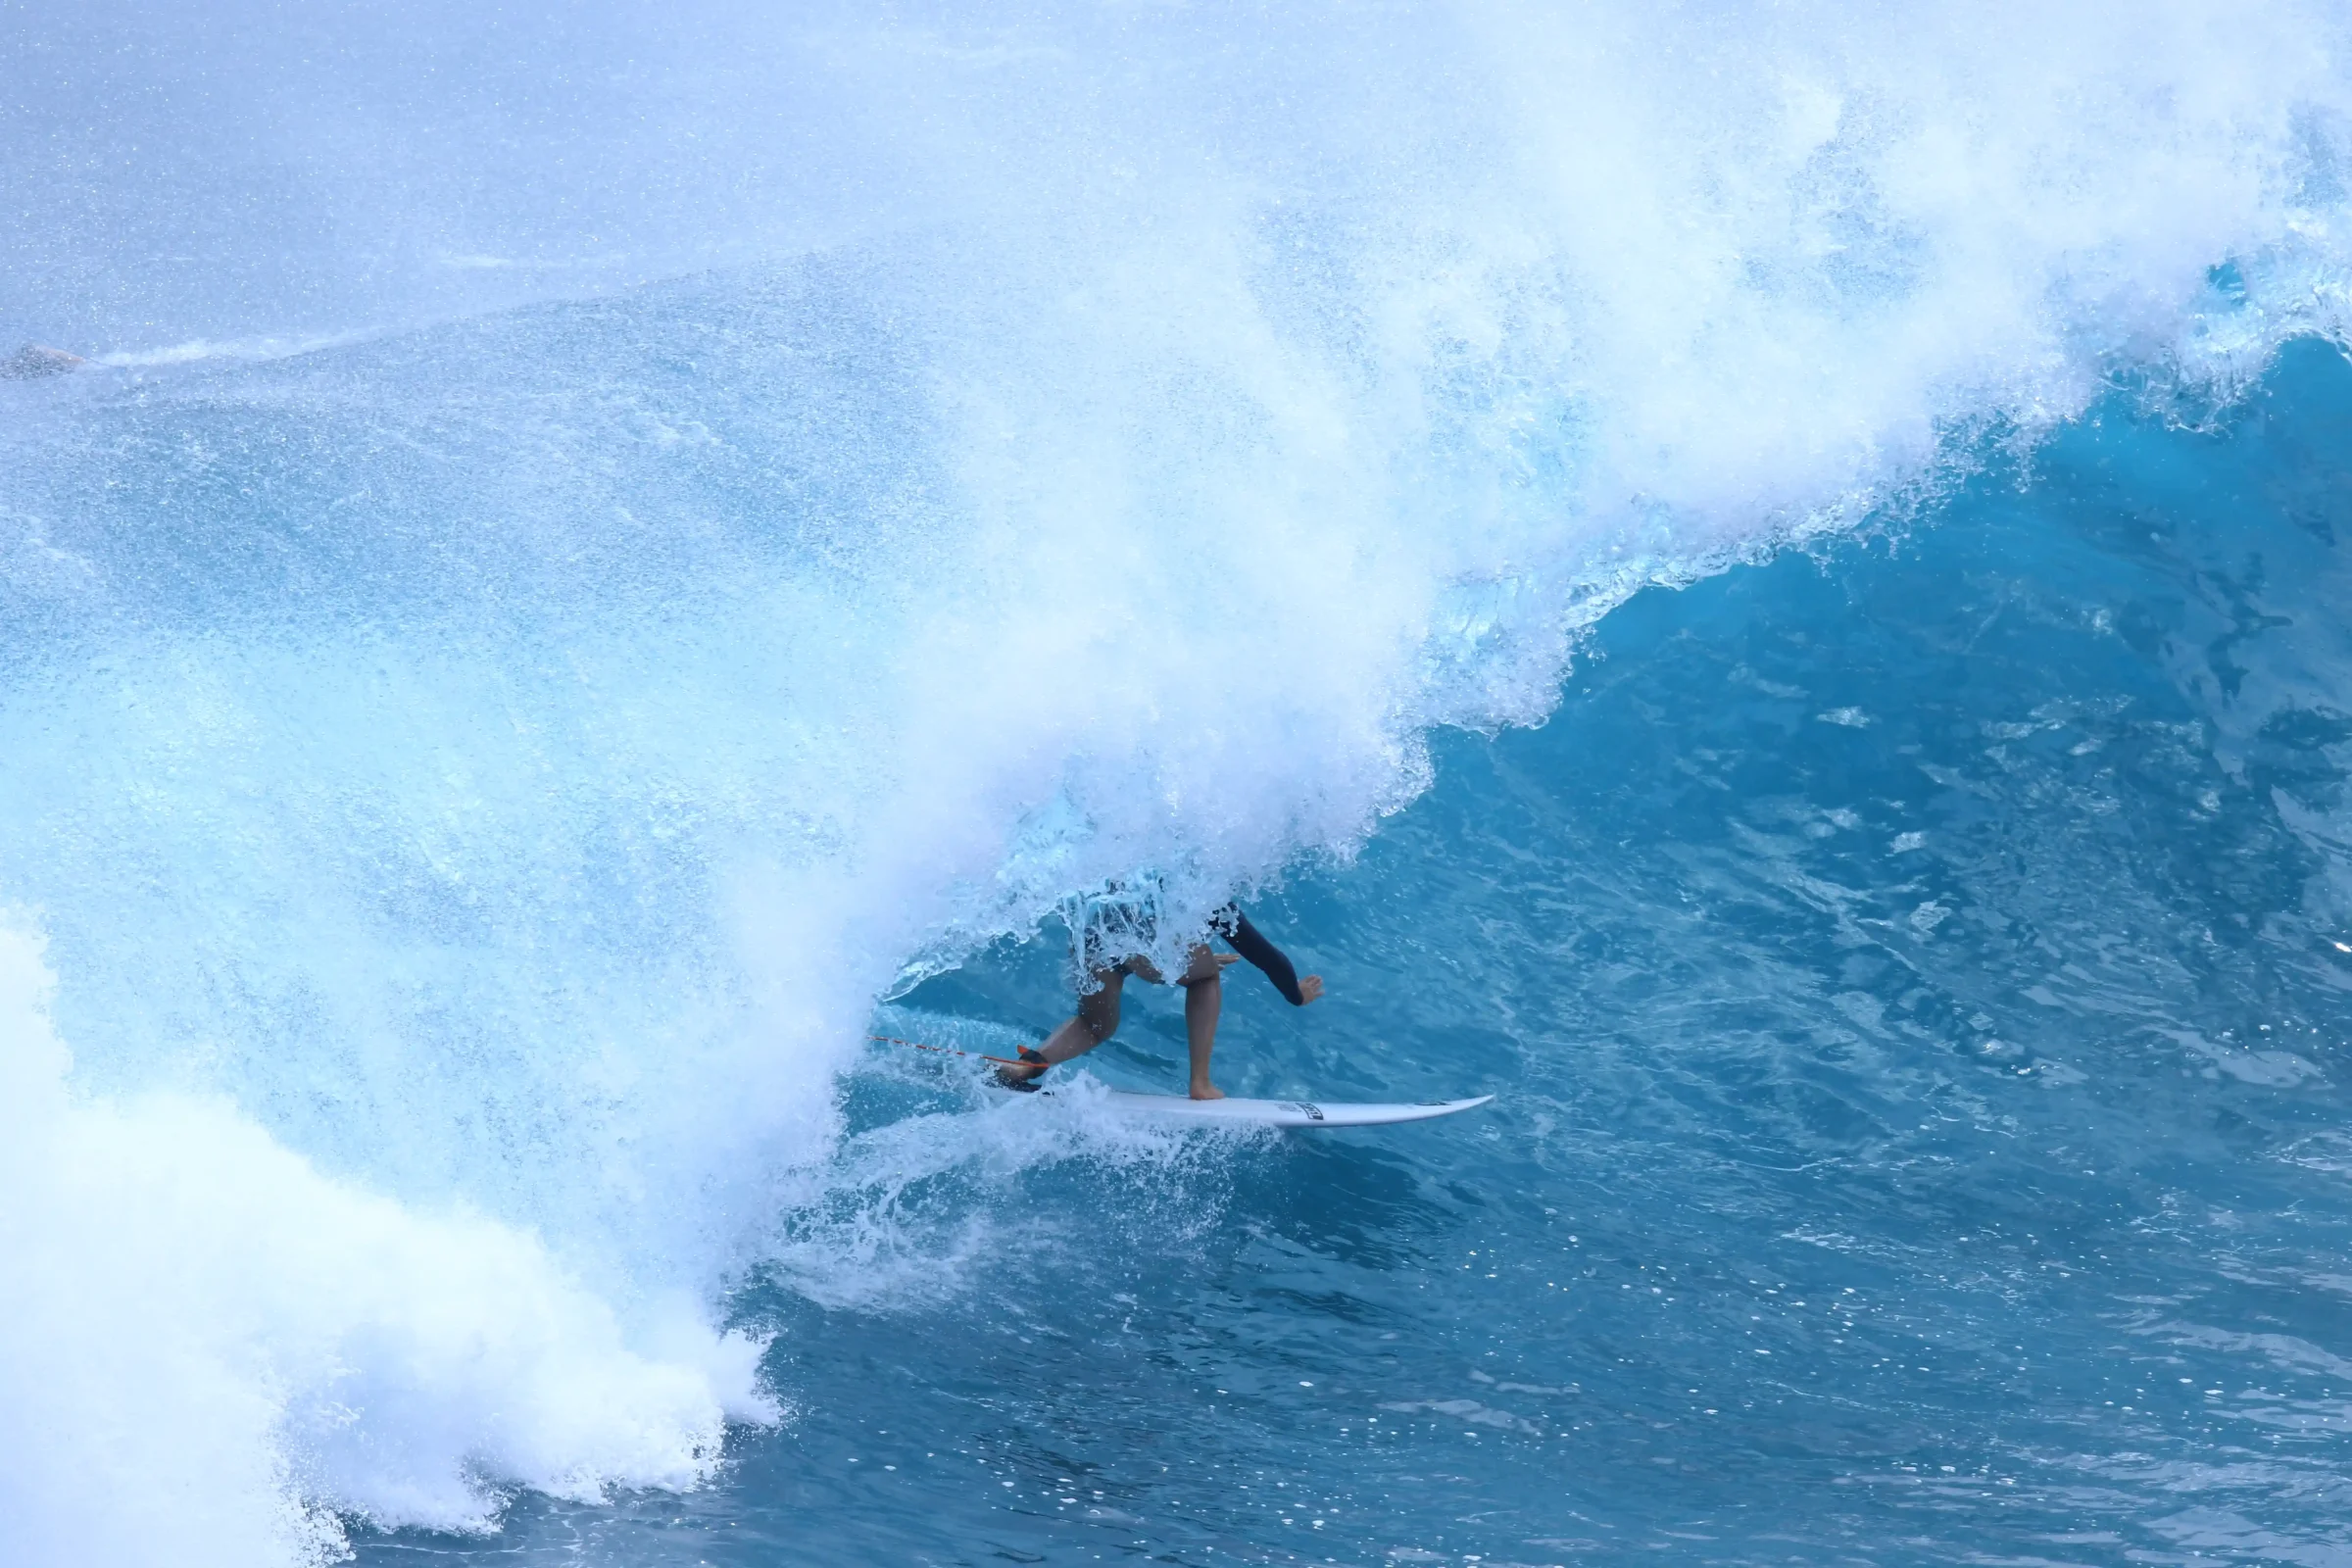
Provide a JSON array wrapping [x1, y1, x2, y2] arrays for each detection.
[[1098, 1091, 1493, 1128]]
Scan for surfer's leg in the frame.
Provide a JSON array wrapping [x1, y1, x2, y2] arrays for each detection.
[[1008, 962, 1132, 1083], [1177, 944, 1226, 1101]]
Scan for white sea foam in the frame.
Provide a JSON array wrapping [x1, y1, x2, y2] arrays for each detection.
[[0, 921, 773, 1567], [3, 0, 2352, 1557]]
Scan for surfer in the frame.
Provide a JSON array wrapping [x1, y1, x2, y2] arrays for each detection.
[[998, 878, 1323, 1100]]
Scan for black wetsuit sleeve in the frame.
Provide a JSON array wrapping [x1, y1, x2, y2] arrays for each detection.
[[1214, 905, 1306, 1005]]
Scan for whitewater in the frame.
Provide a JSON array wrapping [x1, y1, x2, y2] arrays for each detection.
[[6, 2, 2352, 1562]]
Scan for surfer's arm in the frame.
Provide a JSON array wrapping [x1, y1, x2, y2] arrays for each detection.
[[1216, 906, 1319, 1004]]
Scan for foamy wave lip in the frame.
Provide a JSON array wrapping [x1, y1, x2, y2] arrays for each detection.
[[8, 2, 2352, 1559], [0, 919, 778, 1568]]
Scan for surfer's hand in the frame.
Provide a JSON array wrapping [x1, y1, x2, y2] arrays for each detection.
[[1215, 952, 1242, 967], [1298, 974, 1325, 1004]]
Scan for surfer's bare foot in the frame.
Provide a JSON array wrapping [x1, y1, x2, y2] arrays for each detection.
[[1189, 1081, 1225, 1101], [993, 1047, 1051, 1090]]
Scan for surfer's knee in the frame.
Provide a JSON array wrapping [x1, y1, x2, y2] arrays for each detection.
[[1174, 944, 1222, 988], [1078, 970, 1126, 1041]]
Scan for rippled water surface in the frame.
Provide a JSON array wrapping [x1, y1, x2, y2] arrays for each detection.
[[350, 347, 2352, 1567], [14, 10, 2352, 1561]]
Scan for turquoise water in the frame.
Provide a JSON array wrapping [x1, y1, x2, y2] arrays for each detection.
[[345, 346, 2352, 1566], [8, 6, 2352, 1566]]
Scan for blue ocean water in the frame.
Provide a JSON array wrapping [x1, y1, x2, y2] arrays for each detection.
[[10, 6, 2352, 1567], [342, 343, 2352, 1567]]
